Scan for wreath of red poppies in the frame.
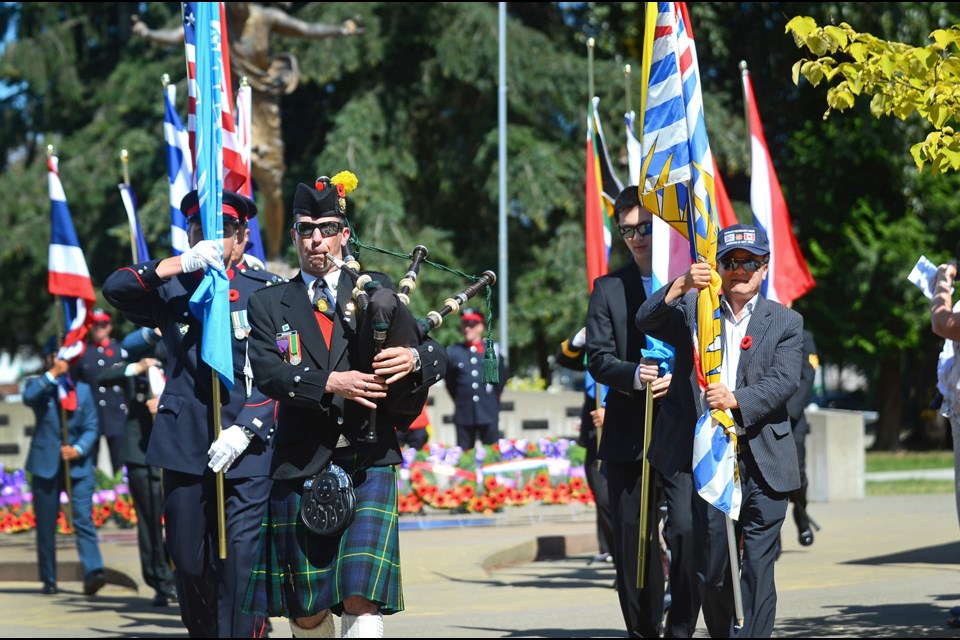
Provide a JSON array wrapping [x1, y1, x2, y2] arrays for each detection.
[[741, 336, 752, 350]]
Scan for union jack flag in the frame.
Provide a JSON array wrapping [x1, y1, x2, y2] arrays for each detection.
[[47, 154, 96, 367], [183, 2, 246, 193]]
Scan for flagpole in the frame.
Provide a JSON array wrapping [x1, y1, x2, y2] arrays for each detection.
[[587, 37, 595, 104], [47, 144, 74, 534], [120, 150, 140, 264], [585, 37, 603, 463], [636, 383, 654, 589], [213, 372, 227, 559], [624, 64, 632, 116]]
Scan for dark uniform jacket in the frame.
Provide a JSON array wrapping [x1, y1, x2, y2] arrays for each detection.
[[102, 261, 281, 478], [445, 342, 508, 428], [246, 270, 448, 480], [72, 338, 127, 440], [586, 260, 655, 463]]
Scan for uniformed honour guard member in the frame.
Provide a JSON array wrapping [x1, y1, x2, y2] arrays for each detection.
[[71, 308, 128, 476], [444, 308, 508, 450], [102, 189, 281, 638]]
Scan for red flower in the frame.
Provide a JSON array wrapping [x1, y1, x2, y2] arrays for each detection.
[[740, 336, 752, 350]]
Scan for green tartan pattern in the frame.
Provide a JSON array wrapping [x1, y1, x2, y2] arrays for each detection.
[[243, 456, 403, 618]]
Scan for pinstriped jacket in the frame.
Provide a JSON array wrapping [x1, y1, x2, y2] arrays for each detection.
[[636, 287, 803, 494]]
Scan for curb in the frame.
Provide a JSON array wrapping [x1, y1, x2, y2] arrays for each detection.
[[480, 531, 596, 574]]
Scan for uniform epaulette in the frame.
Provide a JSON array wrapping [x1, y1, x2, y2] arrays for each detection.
[[238, 268, 285, 286]]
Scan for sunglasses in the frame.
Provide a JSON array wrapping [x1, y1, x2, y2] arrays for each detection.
[[720, 257, 768, 272], [293, 220, 343, 238], [618, 221, 653, 239]]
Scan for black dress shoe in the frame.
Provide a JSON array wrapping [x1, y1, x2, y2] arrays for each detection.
[[152, 588, 178, 606], [41, 583, 58, 595], [798, 528, 814, 546], [83, 570, 107, 596]]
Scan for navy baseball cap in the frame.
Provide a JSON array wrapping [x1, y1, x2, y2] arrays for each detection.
[[717, 224, 770, 259]]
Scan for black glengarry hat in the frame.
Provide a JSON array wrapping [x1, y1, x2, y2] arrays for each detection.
[[292, 171, 359, 220]]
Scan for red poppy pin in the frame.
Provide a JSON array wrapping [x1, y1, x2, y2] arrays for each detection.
[[741, 336, 752, 350]]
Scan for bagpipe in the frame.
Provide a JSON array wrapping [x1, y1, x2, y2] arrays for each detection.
[[331, 245, 497, 444]]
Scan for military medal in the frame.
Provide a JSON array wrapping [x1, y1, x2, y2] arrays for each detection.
[[288, 332, 302, 365], [231, 310, 250, 340]]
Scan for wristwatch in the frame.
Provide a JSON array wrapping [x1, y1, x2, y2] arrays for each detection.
[[240, 426, 255, 441], [409, 347, 422, 372]]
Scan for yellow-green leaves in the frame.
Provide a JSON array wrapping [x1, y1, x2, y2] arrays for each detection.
[[788, 15, 960, 174]]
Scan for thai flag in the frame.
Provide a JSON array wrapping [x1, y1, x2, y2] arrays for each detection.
[[118, 183, 151, 264], [183, 2, 247, 193], [47, 154, 96, 366], [189, 0, 233, 388], [742, 64, 815, 306], [639, 2, 740, 519], [164, 83, 192, 256], [235, 80, 266, 263]]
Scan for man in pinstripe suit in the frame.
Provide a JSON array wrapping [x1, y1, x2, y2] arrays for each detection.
[[636, 223, 803, 637]]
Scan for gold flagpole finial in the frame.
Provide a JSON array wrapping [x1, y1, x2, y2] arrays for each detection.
[[46, 144, 55, 158], [240, 76, 249, 88], [162, 73, 170, 88], [120, 149, 130, 186]]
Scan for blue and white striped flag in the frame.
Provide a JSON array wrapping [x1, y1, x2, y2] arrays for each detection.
[[188, 1, 233, 389], [118, 183, 151, 264], [639, 1, 739, 519], [164, 83, 192, 256]]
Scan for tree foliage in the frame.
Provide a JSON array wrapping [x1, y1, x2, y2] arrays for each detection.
[[3, 2, 960, 449], [787, 14, 960, 174]]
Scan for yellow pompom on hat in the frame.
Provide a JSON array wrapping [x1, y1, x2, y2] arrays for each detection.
[[292, 170, 359, 219]]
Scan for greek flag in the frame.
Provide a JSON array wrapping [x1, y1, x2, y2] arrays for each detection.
[[188, 1, 233, 389], [118, 183, 151, 264], [639, 1, 739, 518], [164, 83, 192, 256]]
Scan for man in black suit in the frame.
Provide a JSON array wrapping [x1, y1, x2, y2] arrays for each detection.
[[242, 173, 447, 638], [586, 185, 693, 637], [637, 223, 803, 637]]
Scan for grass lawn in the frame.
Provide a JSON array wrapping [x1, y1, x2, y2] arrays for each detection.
[[865, 450, 954, 473]]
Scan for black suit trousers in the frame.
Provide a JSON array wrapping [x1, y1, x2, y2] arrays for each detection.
[[699, 453, 788, 638], [607, 460, 666, 637], [660, 470, 701, 637]]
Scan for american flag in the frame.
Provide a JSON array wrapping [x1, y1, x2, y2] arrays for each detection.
[[47, 154, 96, 367], [183, 2, 247, 193], [639, 1, 740, 519], [164, 83, 192, 255]]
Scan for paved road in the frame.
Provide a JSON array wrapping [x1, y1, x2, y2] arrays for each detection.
[[0, 494, 958, 637]]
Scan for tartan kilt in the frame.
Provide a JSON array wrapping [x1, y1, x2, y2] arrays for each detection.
[[242, 455, 403, 618]]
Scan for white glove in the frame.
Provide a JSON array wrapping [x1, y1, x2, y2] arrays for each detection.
[[571, 327, 587, 349], [181, 239, 222, 274], [207, 425, 253, 473]]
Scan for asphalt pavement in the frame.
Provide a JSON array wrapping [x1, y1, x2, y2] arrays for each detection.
[[0, 493, 958, 638]]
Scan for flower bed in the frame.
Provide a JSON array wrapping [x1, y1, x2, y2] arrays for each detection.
[[0, 437, 593, 532], [397, 437, 593, 515], [0, 466, 137, 534]]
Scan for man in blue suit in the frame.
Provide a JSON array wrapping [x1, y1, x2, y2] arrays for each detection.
[[103, 190, 281, 638], [23, 336, 105, 596]]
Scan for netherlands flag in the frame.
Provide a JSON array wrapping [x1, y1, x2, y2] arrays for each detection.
[[48, 155, 96, 364], [742, 64, 815, 305]]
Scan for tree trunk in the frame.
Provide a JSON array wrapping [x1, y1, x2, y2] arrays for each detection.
[[872, 348, 903, 451]]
